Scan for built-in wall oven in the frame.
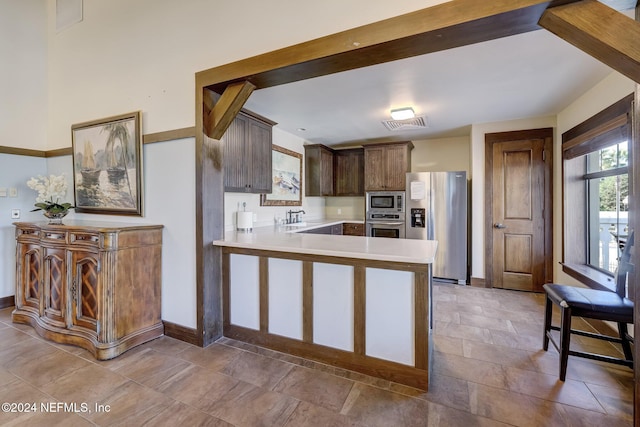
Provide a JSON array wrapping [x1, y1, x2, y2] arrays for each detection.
[[366, 191, 405, 238]]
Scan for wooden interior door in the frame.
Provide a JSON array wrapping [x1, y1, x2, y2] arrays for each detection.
[[488, 129, 552, 292]]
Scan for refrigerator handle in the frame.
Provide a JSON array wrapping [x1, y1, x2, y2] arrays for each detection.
[[427, 191, 435, 240]]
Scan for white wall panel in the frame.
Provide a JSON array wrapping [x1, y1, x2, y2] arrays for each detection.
[[229, 254, 260, 330], [313, 263, 354, 351], [269, 258, 303, 339], [365, 268, 414, 365]]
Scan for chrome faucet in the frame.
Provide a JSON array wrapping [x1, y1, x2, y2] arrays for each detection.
[[287, 209, 306, 223]]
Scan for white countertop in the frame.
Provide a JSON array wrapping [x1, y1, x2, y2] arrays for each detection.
[[214, 219, 437, 265]]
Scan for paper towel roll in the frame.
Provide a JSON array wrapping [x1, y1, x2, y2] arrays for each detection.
[[237, 211, 253, 231]]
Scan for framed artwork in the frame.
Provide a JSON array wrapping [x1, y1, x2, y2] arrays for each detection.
[[71, 111, 143, 216], [260, 145, 302, 206]]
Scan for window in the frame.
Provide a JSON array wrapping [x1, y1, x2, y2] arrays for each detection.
[[585, 140, 628, 273], [562, 94, 633, 289]]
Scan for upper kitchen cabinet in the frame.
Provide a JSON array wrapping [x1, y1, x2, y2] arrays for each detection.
[[223, 110, 276, 193], [305, 144, 334, 196], [364, 141, 413, 191], [334, 148, 364, 196]]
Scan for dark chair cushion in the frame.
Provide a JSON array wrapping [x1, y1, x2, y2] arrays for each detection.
[[543, 283, 633, 319]]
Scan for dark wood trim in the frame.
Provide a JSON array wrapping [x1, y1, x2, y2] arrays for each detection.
[[0, 146, 46, 157], [196, 132, 225, 347], [470, 277, 487, 288], [163, 320, 199, 346], [204, 81, 255, 140], [0, 295, 15, 310], [484, 128, 554, 289], [143, 127, 196, 144], [632, 6, 639, 419], [222, 251, 231, 332], [220, 246, 429, 273], [353, 265, 366, 356], [45, 148, 73, 157], [562, 94, 633, 159], [259, 257, 269, 333], [414, 270, 429, 370], [540, 1, 640, 84], [561, 263, 616, 292], [302, 261, 313, 343], [225, 324, 429, 390], [2, 127, 197, 160]]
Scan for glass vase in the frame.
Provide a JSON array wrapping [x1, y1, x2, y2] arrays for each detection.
[[43, 210, 68, 225]]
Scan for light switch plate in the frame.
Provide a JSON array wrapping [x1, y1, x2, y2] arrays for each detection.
[[9, 188, 17, 197], [11, 209, 20, 219], [0, 187, 6, 197]]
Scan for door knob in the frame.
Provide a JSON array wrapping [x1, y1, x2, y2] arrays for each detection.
[[494, 223, 507, 229]]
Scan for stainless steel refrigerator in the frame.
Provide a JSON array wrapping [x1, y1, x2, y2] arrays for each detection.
[[405, 172, 468, 284]]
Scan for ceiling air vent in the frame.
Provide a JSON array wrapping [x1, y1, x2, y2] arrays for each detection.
[[381, 116, 429, 131]]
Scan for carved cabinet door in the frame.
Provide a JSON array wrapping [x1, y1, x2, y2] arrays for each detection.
[[42, 247, 67, 326], [69, 250, 100, 333], [16, 242, 41, 313]]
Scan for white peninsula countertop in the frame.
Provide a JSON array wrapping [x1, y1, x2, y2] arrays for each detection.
[[214, 219, 438, 265]]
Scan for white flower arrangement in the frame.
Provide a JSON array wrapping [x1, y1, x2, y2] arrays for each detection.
[[26, 174, 74, 213]]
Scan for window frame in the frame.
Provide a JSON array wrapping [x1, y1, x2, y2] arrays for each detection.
[[562, 94, 633, 292]]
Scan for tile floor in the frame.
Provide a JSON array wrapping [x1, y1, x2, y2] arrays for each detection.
[[0, 283, 633, 426]]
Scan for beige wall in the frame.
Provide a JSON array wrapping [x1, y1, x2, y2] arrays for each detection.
[[325, 197, 366, 220], [411, 136, 470, 175], [1, 0, 47, 150], [44, 0, 450, 151]]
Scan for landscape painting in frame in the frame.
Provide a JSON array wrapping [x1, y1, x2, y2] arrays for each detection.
[[71, 111, 143, 215], [261, 145, 302, 206]]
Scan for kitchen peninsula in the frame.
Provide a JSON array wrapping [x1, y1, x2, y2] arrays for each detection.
[[213, 221, 437, 390]]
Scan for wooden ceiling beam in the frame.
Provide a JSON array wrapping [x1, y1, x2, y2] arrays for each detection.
[[196, 0, 580, 94], [540, 0, 640, 84], [203, 81, 255, 140]]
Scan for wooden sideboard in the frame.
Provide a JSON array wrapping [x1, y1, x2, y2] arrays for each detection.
[[12, 221, 164, 360]]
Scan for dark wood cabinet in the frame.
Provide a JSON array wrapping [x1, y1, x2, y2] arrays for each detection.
[[343, 222, 365, 236], [223, 110, 275, 193], [305, 144, 334, 196], [364, 141, 413, 191], [334, 148, 364, 196], [13, 221, 164, 360]]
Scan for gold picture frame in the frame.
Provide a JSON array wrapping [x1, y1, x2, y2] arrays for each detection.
[[71, 111, 143, 216], [260, 145, 302, 206]]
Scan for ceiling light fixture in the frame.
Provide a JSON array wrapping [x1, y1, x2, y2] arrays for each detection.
[[390, 107, 415, 121]]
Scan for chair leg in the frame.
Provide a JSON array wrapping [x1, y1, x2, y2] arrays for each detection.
[[559, 306, 572, 381], [618, 322, 633, 362], [543, 295, 553, 351]]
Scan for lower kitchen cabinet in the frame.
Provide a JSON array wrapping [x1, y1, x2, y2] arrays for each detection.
[[13, 221, 164, 360], [342, 222, 365, 236]]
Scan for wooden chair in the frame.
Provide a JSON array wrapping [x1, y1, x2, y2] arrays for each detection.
[[542, 232, 634, 381]]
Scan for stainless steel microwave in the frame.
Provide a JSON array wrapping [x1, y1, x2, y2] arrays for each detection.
[[366, 191, 405, 214]]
